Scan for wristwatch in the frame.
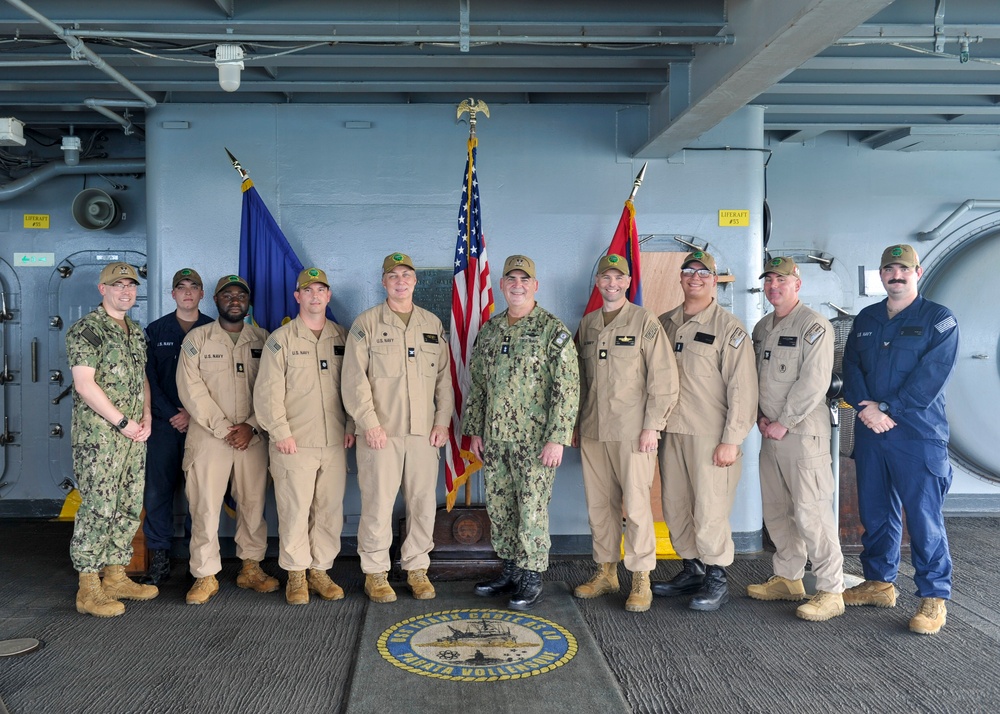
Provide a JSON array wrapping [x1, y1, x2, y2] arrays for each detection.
[[251, 427, 259, 436], [877, 401, 891, 415], [115, 416, 129, 430]]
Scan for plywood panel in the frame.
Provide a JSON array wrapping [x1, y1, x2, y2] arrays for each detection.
[[639, 251, 687, 524]]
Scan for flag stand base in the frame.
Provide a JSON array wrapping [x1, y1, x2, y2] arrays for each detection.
[[394, 505, 500, 581]]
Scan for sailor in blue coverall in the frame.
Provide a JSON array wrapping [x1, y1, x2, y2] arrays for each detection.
[[142, 268, 213, 583], [842, 244, 959, 635]]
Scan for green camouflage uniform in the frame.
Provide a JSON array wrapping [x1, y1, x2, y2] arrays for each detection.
[[66, 306, 147, 573], [464, 305, 580, 571]]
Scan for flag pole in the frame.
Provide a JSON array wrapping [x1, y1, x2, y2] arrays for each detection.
[[225, 147, 249, 181], [628, 162, 648, 202], [455, 97, 489, 508]]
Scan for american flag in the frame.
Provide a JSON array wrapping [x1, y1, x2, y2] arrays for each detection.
[[445, 137, 494, 511]]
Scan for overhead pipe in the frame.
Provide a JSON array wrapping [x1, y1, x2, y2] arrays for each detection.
[[0, 159, 145, 202], [916, 199, 1000, 241], [83, 99, 145, 137], [3, 0, 156, 110], [68, 28, 735, 46]]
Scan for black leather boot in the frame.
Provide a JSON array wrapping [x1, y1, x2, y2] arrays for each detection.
[[474, 560, 522, 597], [508, 570, 543, 611], [139, 549, 171, 585], [651, 558, 705, 597], [688, 565, 729, 611]]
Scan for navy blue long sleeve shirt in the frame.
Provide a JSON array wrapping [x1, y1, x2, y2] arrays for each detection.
[[145, 310, 214, 423], [843, 295, 959, 443]]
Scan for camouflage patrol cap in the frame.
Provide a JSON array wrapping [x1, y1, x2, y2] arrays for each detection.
[[297, 267, 330, 289], [880, 244, 919, 269], [503, 254, 536, 279], [172, 267, 203, 288], [759, 256, 800, 279], [681, 250, 717, 274], [99, 261, 140, 285], [382, 252, 415, 274], [597, 253, 630, 276], [214, 274, 250, 296]]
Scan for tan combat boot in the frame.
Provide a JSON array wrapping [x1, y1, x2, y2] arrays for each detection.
[[909, 597, 947, 635], [308, 569, 345, 601], [236, 560, 280, 593], [102, 565, 159, 601], [746, 575, 807, 601], [625, 571, 652, 613], [365, 572, 397, 603], [286, 570, 309, 605], [843, 580, 897, 608], [796, 590, 845, 622], [76, 572, 125, 618], [573, 562, 619, 599], [407, 569, 436, 600], [186, 575, 220, 605]]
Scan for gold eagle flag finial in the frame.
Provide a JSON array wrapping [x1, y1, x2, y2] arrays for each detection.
[[457, 98, 490, 137]]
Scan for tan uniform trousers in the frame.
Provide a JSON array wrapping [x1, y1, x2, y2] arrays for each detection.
[[759, 433, 844, 593], [580, 436, 657, 572], [660, 433, 741, 567], [185, 438, 269, 578], [357, 435, 438, 574], [269, 445, 346, 572]]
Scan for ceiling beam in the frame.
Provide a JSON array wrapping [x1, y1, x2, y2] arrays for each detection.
[[634, 0, 896, 158]]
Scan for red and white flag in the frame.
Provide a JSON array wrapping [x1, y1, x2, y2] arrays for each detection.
[[445, 137, 494, 511]]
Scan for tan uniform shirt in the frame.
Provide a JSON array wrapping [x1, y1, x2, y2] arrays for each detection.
[[342, 302, 453, 437], [577, 302, 678, 441], [254, 315, 352, 446], [753, 301, 833, 438], [177, 320, 268, 445], [660, 299, 757, 445]]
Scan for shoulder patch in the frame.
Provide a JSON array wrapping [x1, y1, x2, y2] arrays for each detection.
[[804, 322, 826, 345], [182, 341, 198, 357], [934, 315, 957, 334], [552, 330, 570, 348], [352, 327, 366, 342], [266, 336, 282, 354], [80, 326, 102, 348], [643, 323, 659, 341], [729, 328, 747, 349]]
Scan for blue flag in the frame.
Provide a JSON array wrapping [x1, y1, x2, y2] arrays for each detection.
[[237, 178, 304, 331]]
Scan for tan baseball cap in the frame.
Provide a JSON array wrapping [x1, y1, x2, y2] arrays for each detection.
[[681, 250, 717, 274], [880, 244, 919, 269], [759, 256, 800, 279], [99, 262, 140, 285], [172, 267, 203, 288], [382, 252, 415, 274], [597, 253, 630, 276], [214, 274, 250, 296], [503, 254, 536, 278], [297, 267, 330, 289]]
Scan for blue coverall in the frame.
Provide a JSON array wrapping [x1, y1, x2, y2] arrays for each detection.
[[143, 310, 213, 550], [843, 295, 959, 599]]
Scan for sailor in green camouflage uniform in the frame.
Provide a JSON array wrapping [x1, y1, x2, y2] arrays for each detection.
[[67, 261, 157, 617], [464, 255, 580, 611]]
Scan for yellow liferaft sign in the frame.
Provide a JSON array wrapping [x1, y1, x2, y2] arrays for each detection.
[[718, 209, 749, 227]]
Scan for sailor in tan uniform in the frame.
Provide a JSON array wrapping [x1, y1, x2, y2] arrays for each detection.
[[573, 254, 678, 613], [652, 251, 757, 611], [253, 268, 354, 606], [177, 275, 276, 605], [342, 252, 453, 603], [747, 256, 845, 621]]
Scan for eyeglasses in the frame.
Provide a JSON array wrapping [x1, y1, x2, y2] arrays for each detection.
[[680, 268, 714, 278], [108, 282, 138, 292]]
